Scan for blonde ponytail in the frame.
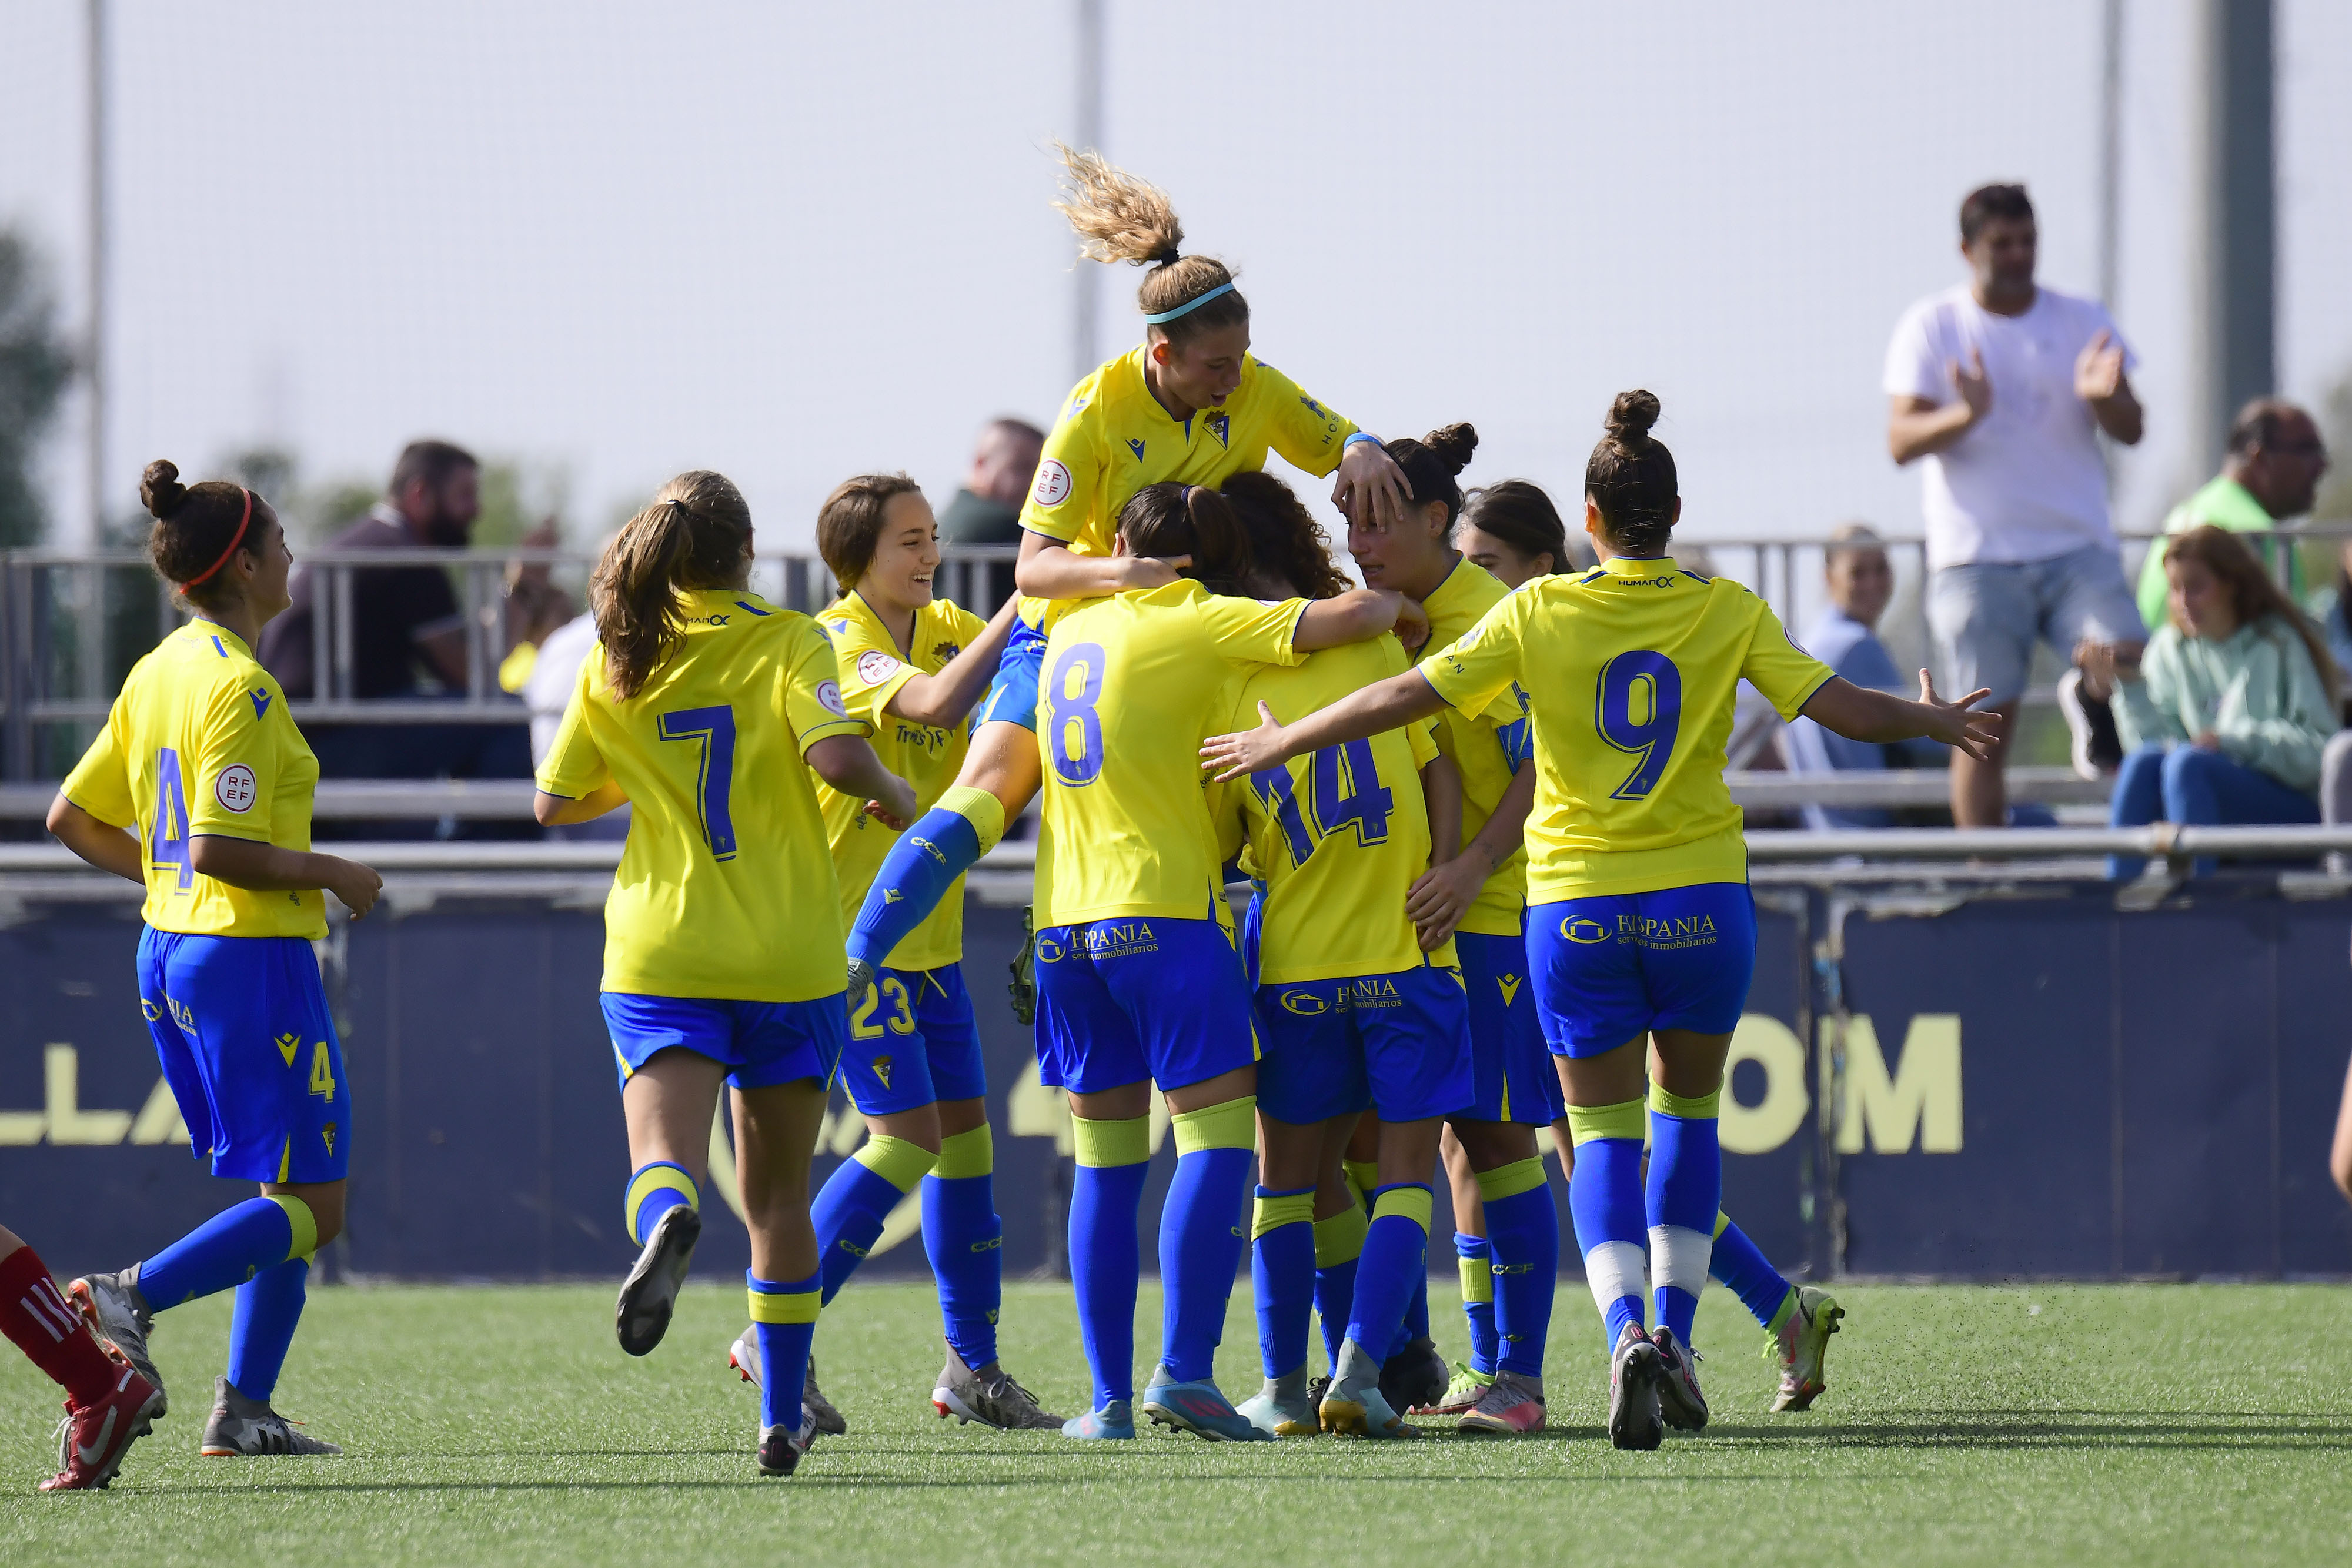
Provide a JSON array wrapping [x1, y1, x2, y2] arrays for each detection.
[[1051, 143, 1247, 340]]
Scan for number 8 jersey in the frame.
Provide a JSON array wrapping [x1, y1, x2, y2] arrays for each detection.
[[537, 589, 870, 1002], [1419, 556, 1834, 901]]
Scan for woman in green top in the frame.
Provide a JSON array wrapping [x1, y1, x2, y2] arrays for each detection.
[[2079, 525, 2337, 878]]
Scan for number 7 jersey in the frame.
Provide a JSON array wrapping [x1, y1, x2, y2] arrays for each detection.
[[1418, 556, 1834, 901], [537, 589, 871, 1002]]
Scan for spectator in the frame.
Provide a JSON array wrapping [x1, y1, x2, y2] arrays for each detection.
[[1885, 182, 2145, 828], [2080, 527, 2334, 878], [934, 417, 1044, 611], [258, 439, 531, 789], [1780, 524, 1950, 828], [2133, 399, 2329, 630]]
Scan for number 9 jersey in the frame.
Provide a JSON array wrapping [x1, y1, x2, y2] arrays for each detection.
[[1419, 556, 1835, 901], [536, 589, 871, 1002]]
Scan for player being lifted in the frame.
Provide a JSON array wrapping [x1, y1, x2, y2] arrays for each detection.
[[838, 147, 1412, 994], [722, 474, 1060, 1433], [1035, 482, 1405, 1442], [1204, 392, 1997, 1448], [1209, 472, 1474, 1441], [533, 472, 917, 1477], [48, 462, 383, 1460]]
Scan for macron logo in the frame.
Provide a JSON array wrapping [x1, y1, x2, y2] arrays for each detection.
[[250, 690, 271, 720]]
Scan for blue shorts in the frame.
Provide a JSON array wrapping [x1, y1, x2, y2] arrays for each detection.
[[838, 963, 989, 1116], [1526, 883, 1757, 1058], [1034, 916, 1257, 1095], [975, 611, 1048, 733], [136, 927, 350, 1185], [1254, 962, 1475, 1125], [601, 991, 847, 1094], [1456, 927, 1566, 1125]]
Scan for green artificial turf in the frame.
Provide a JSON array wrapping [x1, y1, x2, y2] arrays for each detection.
[[3, 1279, 2348, 1566]]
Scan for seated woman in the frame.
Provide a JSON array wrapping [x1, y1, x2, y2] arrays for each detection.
[[2077, 525, 2338, 878]]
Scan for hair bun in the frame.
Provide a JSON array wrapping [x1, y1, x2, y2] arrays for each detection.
[[1605, 390, 1661, 447], [140, 460, 188, 520], [1422, 422, 1478, 476]]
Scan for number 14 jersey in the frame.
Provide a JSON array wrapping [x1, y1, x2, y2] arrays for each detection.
[[1419, 556, 1833, 901], [537, 589, 869, 1002]]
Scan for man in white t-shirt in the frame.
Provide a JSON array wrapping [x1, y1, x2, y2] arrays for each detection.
[[1885, 182, 2146, 827]]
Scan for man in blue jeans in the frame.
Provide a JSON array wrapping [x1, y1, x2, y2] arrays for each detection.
[[1883, 182, 2146, 828]]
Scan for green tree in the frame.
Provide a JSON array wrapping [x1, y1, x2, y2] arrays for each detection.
[[0, 228, 76, 548]]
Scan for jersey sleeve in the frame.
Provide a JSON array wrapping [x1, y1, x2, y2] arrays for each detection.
[[1250, 359, 1357, 479], [184, 677, 281, 841], [782, 620, 874, 754], [59, 701, 135, 826], [827, 613, 920, 729], [1017, 378, 1105, 546], [1882, 301, 1945, 402], [534, 656, 612, 799], [1194, 592, 1311, 669], [1740, 597, 1839, 720], [1418, 593, 1529, 719]]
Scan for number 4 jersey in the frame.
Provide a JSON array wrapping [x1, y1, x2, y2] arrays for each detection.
[[62, 619, 324, 939], [1419, 556, 1835, 901], [537, 589, 870, 1002]]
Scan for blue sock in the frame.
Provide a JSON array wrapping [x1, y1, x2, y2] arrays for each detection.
[[1646, 1085, 1722, 1348], [1346, 1185, 1431, 1358], [1454, 1233, 1499, 1375], [1250, 1186, 1317, 1378], [1312, 1206, 1365, 1370], [810, 1134, 934, 1304], [624, 1162, 697, 1246], [1708, 1211, 1796, 1330], [1481, 1160, 1559, 1378], [749, 1271, 820, 1433], [1070, 1116, 1150, 1409], [138, 1195, 309, 1310], [846, 803, 987, 972], [1158, 1102, 1254, 1384], [1565, 1100, 1648, 1349], [225, 1255, 308, 1403], [923, 1126, 1001, 1369]]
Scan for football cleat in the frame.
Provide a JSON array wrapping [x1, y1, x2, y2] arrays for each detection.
[[67, 1269, 163, 1418], [1141, 1371, 1273, 1442], [1060, 1399, 1135, 1440], [726, 1329, 846, 1435], [1236, 1379, 1319, 1437], [1455, 1369, 1546, 1434], [1378, 1335, 1449, 1414], [1651, 1326, 1708, 1432], [933, 1345, 1061, 1430], [756, 1408, 819, 1477], [199, 1376, 342, 1456], [1608, 1321, 1663, 1452], [1418, 1360, 1494, 1416], [1768, 1286, 1845, 1413], [41, 1360, 163, 1491], [1318, 1382, 1418, 1439], [614, 1202, 700, 1357]]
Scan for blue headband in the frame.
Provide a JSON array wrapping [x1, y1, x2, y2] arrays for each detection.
[[1141, 282, 1235, 326]]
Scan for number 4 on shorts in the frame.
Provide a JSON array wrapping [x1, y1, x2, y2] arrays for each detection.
[[309, 1041, 336, 1104]]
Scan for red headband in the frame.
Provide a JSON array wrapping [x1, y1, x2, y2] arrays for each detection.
[[181, 489, 255, 590]]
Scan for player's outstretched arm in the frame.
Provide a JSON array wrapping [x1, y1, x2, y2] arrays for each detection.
[[1294, 589, 1406, 651], [185, 834, 383, 919], [1014, 531, 1187, 601], [1202, 668, 1448, 781], [807, 735, 921, 828], [44, 794, 143, 884], [536, 781, 630, 827], [888, 594, 1023, 730], [1799, 671, 2002, 760]]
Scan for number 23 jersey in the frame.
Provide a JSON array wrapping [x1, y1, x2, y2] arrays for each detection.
[[537, 589, 870, 1003], [1419, 556, 1833, 901]]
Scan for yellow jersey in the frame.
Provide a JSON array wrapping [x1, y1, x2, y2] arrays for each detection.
[[816, 590, 990, 972], [62, 620, 325, 939], [1220, 637, 1454, 983], [1419, 556, 1835, 901], [536, 589, 870, 1002], [1419, 558, 1532, 935], [1038, 579, 1308, 925], [1017, 347, 1357, 627]]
